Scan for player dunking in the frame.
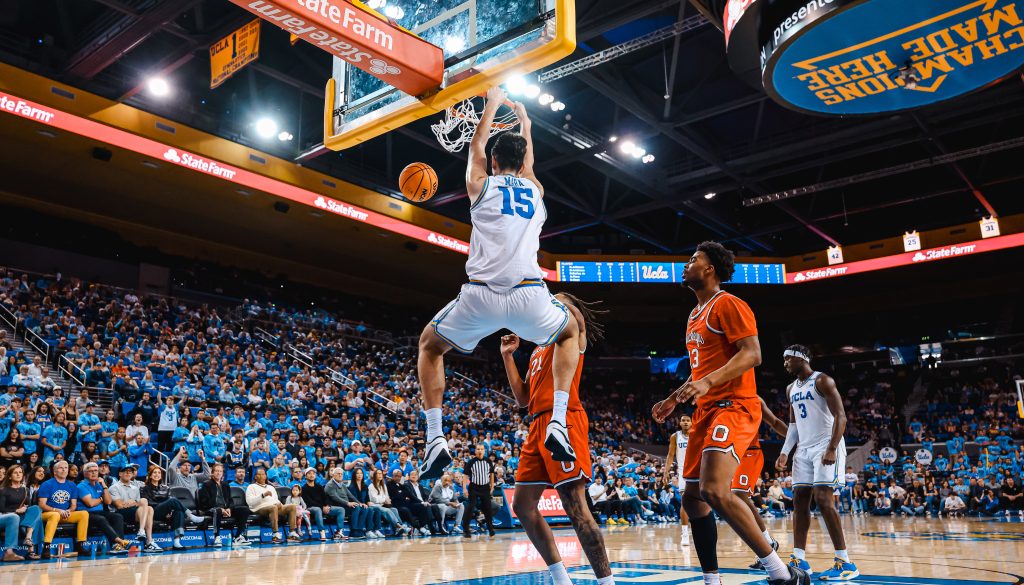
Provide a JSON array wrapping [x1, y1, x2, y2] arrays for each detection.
[[663, 413, 692, 545], [418, 87, 580, 480], [500, 293, 615, 585], [652, 241, 808, 585], [776, 345, 859, 580]]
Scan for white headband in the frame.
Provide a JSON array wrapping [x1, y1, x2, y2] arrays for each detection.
[[784, 349, 810, 362]]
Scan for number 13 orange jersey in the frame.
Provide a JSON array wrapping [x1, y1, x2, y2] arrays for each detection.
[[685, 291, 758, 408]]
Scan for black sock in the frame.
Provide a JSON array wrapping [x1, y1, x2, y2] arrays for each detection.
[[689, 513, 719, 573]]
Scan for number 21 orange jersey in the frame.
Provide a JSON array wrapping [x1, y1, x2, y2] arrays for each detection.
[[685, 290, 758, 408], [526, 344, 584, 415]]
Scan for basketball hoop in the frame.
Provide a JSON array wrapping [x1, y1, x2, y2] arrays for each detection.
[[430, 96, 519, 153]]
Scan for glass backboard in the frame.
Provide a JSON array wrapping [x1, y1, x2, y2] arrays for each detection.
[[324, 0, 575, 150]]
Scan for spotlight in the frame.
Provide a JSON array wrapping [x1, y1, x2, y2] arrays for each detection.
[[550, 101, 566, 112], [642, 154, 655, 164], [277, 131, 294, 142], [631, 147, 646, 159], [147, 77, 170, 97], [524, 84, 541, 99], [444, 36, 466, 53], [539, 93, 554, 106], [255, 117, 278, 139], [505, 76, 528, 95], [620, 141, 635, 154], [704, 192, 717, 200], [608, 136, 618, 143]]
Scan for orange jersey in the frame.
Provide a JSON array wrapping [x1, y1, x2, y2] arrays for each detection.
[[685, 291, 758, 408], [526, 344, 584, 415]]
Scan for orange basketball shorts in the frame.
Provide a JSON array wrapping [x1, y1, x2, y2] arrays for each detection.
[[516, 410, 592, 487], [683, 397, 761, 482], [731, 448, 764, 494]]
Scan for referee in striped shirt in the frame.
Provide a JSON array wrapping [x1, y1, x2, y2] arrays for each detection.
[[463, 443, 496, 537]]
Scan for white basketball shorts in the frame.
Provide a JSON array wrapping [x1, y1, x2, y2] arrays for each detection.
[[792, 439, 846, 487], [430, 280, 569, 353]]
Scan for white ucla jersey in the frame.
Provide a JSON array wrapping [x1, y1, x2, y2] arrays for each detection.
[[673, 431, 688, 470], [788, 371, 835, 449], [465, 174, 546, 293]]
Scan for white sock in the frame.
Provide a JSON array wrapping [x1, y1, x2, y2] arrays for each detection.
[[425, 408, 443, 442], [703, 573, 721, 585], [551, 391, 570, 424], [762, 529, 774, 545], [548, 561, 573, 585], [759, 551, 790, 580], [793, 547, 806, 560], [835, 549, 850, 563], [597, 575, 616, 585]]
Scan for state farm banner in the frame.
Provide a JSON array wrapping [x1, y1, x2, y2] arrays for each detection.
[[229, 0, 443, 96], [503, 488, 571, 526]]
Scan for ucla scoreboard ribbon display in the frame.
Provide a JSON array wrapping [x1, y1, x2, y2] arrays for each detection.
[[210, 19, 262, 89], [726, 0, 1024, 115], [557, 261, 786, 284]]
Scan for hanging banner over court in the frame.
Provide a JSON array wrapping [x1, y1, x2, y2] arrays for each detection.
[[727, 0, 1024, 115], [210, 19, 262, 89], [227, 0, 444, 96]]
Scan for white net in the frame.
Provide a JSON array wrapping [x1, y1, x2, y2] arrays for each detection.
[[430, 97, 519, 153]]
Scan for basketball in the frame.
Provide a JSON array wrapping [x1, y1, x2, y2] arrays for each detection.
[[399, 162, 438, 203]]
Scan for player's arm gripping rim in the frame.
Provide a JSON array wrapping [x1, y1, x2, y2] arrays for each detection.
[[500, 334, 530, 408], [511, 101, 543, 197], [466, 87, 505, 205], [816, 374, 846, 466]]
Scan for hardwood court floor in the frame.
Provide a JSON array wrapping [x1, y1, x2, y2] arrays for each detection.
[[4, 515, 1023, 585]]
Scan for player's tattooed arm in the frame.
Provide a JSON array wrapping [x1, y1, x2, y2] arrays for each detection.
[[817, 374, 847, 465]]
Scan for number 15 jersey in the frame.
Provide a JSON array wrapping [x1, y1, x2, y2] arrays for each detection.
[[685, 290, 759, 408], [466, 174, 546, 293]]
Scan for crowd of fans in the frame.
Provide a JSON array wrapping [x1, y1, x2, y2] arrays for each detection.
[[0, 267, 1020, 563]]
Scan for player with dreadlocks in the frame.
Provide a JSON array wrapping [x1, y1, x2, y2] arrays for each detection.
[[500, 293, 615, 585]]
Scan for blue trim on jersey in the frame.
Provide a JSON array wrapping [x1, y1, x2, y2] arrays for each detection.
[[467, 280, 487, 286], [536, 297, 569, 347], [513, 279, 544, 288], [430, 296, 475, 355], [469, 177, 490, 211]]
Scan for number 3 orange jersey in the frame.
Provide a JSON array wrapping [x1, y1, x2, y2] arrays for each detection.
[[685, 291, 759, 408]]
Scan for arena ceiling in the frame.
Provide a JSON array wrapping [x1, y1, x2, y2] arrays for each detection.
[[1, 0, 1023, 257]]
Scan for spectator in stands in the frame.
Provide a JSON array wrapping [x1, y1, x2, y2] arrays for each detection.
[[872, 492, 892, 516], [197, 463, 251, 547], [348, 467, 383, 538], [298, 467, 338, 541], [140, 466, 191, 550], [0, 427, 24, 467], [75, 461, 132, 554], [387, 468, 434, 537], [156, 395, 180, 453], [128, 433, 154, 479], [943, 492, 966, 517], [429, 473, 465, 534], [325, 466, 368, 539], [1001, 477, 1022, 517], [108, 463, 158, 551], [1, 465, 42, 560], [36, 369, 58, 393], [368, 468, 409, 536], [168, 447, 210, 498], [766, 480, 786, 513], [38, 460, 90, 558], [12, 366, 36, 391], [126, 413, 149, 443], [245, 468, 299, 544]]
